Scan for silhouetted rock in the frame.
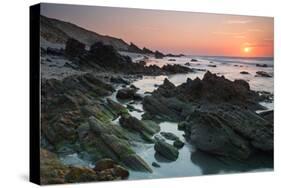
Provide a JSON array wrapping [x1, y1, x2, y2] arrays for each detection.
[[65, 38, 86, 58], [155, 50, 165, 59], [240, 71, 250, 74], [256, 64, 268, 67], [256, 71, 272, 78]]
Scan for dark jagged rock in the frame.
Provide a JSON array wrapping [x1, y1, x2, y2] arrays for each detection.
[[162, 64, 193, 74], [168, 59, 176, 61], [119, 113, 160, 141], [110, 76, 130, 85], [256, 64, 268, 67], [122, 154, 153, 173], [116, 88, 142, 100], [154, 139, 179, 161], [152, 162, 161, 168], [128, 42, 143, 53], [143, 71, 273, 160], [208, 64, 217, 68], [240, 71, 250, 74], [259, 110, 274, 124], [184, 106, 273, 160], [65, 38, 86, 58], [256, 71, 272, 78], [190, 59, 198, 62], [154, 50, 165, 59], [142, 47, 154, 54], [173, 139, 184, 149]]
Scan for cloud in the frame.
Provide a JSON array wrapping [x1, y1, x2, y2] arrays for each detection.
[[225, 20, 252, 24], [243, 42, 272, 48]]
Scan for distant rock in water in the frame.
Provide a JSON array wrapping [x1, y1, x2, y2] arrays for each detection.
[[208, 64, 217, 68], [154, 50, 165, 59], [190, 59, 198, 62], [168, 59, 176, 61], [256, 64, 268, 67], [162, 64, 193, 74], [256, 71, 272, 78], [240, 71, 250, 74]]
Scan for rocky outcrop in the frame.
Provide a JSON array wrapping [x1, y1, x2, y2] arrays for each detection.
[[40, 149, 129, 184], [154, 139, 179, 161], [119, 113, 160, 142], [162, 64, 193, 74], [256, 71, 272, 78], [143, 71, 273, 160], [154, 50, 165, 59], [41, 73, 153, 174], [116, 88, 142, 100], [183, 106, 273, 160]]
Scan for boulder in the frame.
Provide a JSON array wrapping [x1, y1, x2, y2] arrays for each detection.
[[94, 158, 117, 171], [240, 71, 250, 74], [184, 106, 273, 160], [116, 88, 140, 100], [152, 162, 161, 168], [256, 71, 272, 78], [162, 64, 193, 74], [173, 139, 185, 149], [190, 59, 198, 62], [256, 64, 268, 67], [154, 139, 179, 161]]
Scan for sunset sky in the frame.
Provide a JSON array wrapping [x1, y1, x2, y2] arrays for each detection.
[[41, 3, 274, 57]]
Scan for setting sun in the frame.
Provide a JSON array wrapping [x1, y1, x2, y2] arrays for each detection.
[[244, 47, 251, 53]]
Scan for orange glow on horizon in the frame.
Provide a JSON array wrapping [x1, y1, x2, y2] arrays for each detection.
[[42, 4, 274, 57]]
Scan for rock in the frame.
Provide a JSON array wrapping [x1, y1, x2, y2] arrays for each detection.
[[168, 59, 176, 61], [154, 139, 179, 161], [119, 114, 160, 138], [152, 162, 161, 168], [46, 47, 64, 56], [162, 64, 193, 74], [128, 42, 143, 53], [160, 132, 179, 141], [190, 59, 198, 62], [240, 71, 250, 74], [259, 110, 274, 124], [256, 64, 268, 67], [113, 165, 129, 179], [256, 71, 272, 78], [142, 47, 154, 54], [107, 98, 128, 116], [178, 121, 188, 131], [185, 62, 191, 66], [94, 158, 117, 171], [116, 88, 139, 100], [122, 154, 153, 172], [155, 50, 165, 59], [126, 104, 143, 112], [64, 166, 98, 183], [65, 38, 86, 58], [110, 76, 130, 85], [173, 139, 185, 149], [184, 106, 273, 160], [208, 64, 217, 67]]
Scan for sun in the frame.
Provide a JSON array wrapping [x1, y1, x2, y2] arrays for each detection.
[[243, 47, 251, 53]]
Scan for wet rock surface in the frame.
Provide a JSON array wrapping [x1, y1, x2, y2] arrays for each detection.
[[143, 71, 273, 160]]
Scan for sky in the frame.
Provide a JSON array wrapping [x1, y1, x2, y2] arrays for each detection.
[[41, 3, 274, 57]]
